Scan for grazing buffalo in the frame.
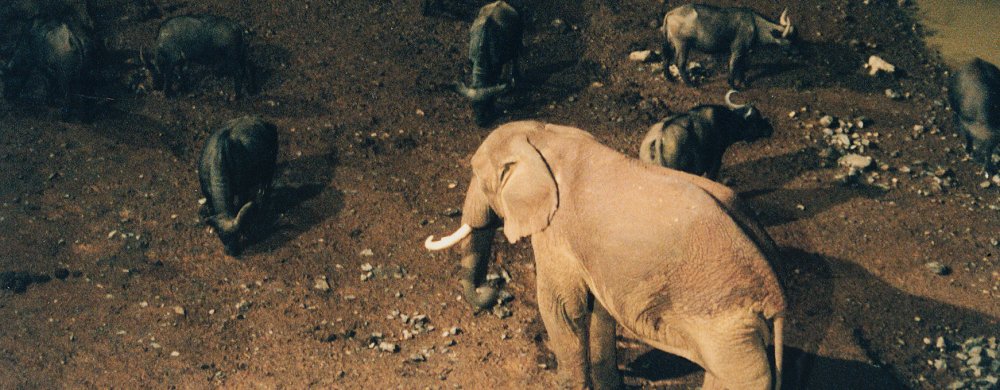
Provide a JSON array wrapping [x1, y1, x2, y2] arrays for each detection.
[[455, 1, 522, 126], [199, 116, 278, 256], [144, 14, 253, 97]]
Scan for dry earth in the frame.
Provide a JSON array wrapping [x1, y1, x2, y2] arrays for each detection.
[[0, 0, 998, 388]]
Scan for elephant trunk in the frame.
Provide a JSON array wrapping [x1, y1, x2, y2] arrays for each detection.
[[459, 226, 500, 309], [424, 176, 499, 310]]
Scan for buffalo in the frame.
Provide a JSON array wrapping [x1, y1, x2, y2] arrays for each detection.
[[144, 14, 253, 98], [455, 1, 522, 126], [199, 115, 278, 256], [949, 58, 1000, 176], [662, 4, 795, 89], [640, 90, 773, 180]]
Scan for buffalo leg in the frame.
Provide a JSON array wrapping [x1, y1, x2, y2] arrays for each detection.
[[675, 43, 693, 86]]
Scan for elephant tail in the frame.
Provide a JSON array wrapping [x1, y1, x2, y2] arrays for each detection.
[[772, 313, 784, 390]]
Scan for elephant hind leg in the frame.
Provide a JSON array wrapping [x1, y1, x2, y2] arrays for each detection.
[[696, 317, 773, 390], [589, 300, 622, 390]]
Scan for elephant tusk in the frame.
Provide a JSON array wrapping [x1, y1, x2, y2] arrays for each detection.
[[425, 224, 472, 251]]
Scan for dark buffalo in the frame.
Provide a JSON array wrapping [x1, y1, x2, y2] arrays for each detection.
[[662, 4, 795, 89], [144, 14, 253, 97], [1, 17, 97, 117], [949, 58, 1000, 176], [455, 1, 522, 126], [640, 90, 773, 180], [199, 116, 278, 256]]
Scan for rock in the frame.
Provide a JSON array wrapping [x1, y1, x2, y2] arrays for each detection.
[[838, 154, 874, 170], [819, 115, 837, 128], [360, 249, 373, 257], [173, 306, 186, 316], [54, 268, 70, 280], [314, 276, 331, 292], [378, 342, 399, 353], [885, 89, 903, 100], [925, 261, 951, 276], [628, 50, 654, 63], [866, 55, 896, 76], [980, 180, 992, 189]]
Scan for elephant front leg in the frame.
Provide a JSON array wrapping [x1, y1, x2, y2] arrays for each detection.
[[589, 300, 623, 390], [536, 268, 592, 389]]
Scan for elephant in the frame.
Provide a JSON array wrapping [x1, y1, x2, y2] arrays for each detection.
[[425, 121, 786, 389]]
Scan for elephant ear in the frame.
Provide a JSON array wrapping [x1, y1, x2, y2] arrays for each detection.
[[496, 136, 558, 243]]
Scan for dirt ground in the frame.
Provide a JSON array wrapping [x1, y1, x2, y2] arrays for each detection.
[[1, 0, 997, 388]]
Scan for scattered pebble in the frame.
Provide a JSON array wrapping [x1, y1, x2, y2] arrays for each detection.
[[866, 55, 896, 75], [925, 261, 951, 276], [314, 276, 331, 292]]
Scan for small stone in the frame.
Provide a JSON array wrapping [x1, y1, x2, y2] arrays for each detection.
[[838, 154, 874, 170], [980, 181, 992, 189], [866, 55, 896, 75], [314, 276, 331, 292], [378, 342, 400, 353], [360, 249, 374, 257], [360, 263, 374, 272], [408, 353, 427, 362], [788, 111, 798, 118], [173, 306, 186, 316], [170, 351, 180, 357], [819, 115, 837, 128], [926, 262, 950, 275], [628, 50, 654, 63], [442, 208, 461, 217], [139, 301, 149, 308], [934, 358, 947, 371], [885, 89, 903, 100]]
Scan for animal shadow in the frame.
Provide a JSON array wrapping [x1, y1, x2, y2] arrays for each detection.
[[724, 148, 885, 226], [620, 247, 996, 388], [242, 151, 343, 255]]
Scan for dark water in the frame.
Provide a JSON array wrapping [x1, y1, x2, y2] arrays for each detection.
[[917, 0, 1000, 68]]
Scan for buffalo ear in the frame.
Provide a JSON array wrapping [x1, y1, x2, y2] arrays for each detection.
[[495, 136, 557, 243]]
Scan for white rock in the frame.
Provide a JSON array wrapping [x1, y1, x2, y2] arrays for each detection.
[[314, 276, 331, 292], [838, 154, 874, 170], [628, 50, 653, 62], [866, 55, 896, 76]]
